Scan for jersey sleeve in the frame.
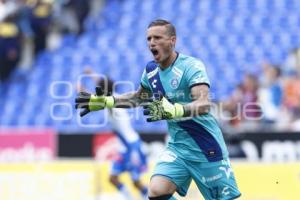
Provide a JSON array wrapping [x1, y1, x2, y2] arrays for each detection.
[[140, 69, 152, 91], [186, 59, 210, 88]]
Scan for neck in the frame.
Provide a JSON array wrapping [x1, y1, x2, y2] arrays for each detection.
[[160, 51, 177, 70]]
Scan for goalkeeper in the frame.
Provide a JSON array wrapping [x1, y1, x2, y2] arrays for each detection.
[[75, 19, 241, 200]]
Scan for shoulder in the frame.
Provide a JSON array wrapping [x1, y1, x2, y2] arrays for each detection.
[[178, 54, 206, 71], [145, 60, 158, 72]]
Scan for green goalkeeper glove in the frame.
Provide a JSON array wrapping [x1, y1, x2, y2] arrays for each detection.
[[75, 86, 115, 117], [143, 95, 185, 122]]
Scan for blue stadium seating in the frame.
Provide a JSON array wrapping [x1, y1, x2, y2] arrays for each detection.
[[1, 0, 300, 132]]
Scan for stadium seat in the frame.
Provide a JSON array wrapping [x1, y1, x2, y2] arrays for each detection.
[[2, 0, 300, 132]]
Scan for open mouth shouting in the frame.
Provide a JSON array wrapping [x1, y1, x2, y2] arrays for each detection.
[[151, 48, 160, 61]]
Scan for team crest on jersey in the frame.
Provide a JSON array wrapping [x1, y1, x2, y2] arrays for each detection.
[[170, 78, 179, 89]]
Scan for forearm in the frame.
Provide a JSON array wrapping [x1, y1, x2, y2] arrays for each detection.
[[113, 91, 149, 108], [182, 100, 211, 117], [182, 84, 211, 117]]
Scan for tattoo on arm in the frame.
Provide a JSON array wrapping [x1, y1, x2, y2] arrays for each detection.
[[114, 87, 152, 108]]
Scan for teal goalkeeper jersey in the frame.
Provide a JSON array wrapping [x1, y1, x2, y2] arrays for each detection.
[[140, 53, 229, 162]]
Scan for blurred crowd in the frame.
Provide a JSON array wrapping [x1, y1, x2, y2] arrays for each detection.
[[0, 0, 94, 82], [0, 0, 299, 133], [219, 48, 300, 132]]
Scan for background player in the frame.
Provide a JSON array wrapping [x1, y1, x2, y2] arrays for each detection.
[[77, 67, 148, 200]]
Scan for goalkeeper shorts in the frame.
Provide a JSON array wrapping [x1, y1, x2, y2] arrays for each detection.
[[152, 149, 241, 199]]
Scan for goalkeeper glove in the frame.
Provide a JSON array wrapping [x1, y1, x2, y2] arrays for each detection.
[[143, 95, 185, 122], [75, 86, 115, 117]]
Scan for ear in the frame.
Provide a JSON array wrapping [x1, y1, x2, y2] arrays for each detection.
[[170, 36, 176, 48]]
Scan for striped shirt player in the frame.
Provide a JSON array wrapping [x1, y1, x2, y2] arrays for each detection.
[[108, 108, 147, 181], [107, 99, 148, 200]]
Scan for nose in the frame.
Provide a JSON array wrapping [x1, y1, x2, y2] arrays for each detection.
[[148, 38, 156, 47]]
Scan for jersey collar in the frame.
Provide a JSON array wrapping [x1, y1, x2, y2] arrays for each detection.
[[159, 52, 179, 72]]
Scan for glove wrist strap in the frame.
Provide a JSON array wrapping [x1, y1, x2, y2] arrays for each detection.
[[174, 103, 184, 118], [105, 96, 115, 108]]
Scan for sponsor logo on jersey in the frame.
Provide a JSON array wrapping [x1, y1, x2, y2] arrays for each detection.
[[151, 79, 157, 88], [222, 186, 230, 196], [201, 173, 223, 183], [219, 166, 233, 179]]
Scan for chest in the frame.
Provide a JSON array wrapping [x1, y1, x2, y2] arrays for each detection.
[[156, 69, 189, 102]]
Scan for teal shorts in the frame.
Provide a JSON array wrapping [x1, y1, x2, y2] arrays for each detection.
[[152, 150, 241, 200]]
